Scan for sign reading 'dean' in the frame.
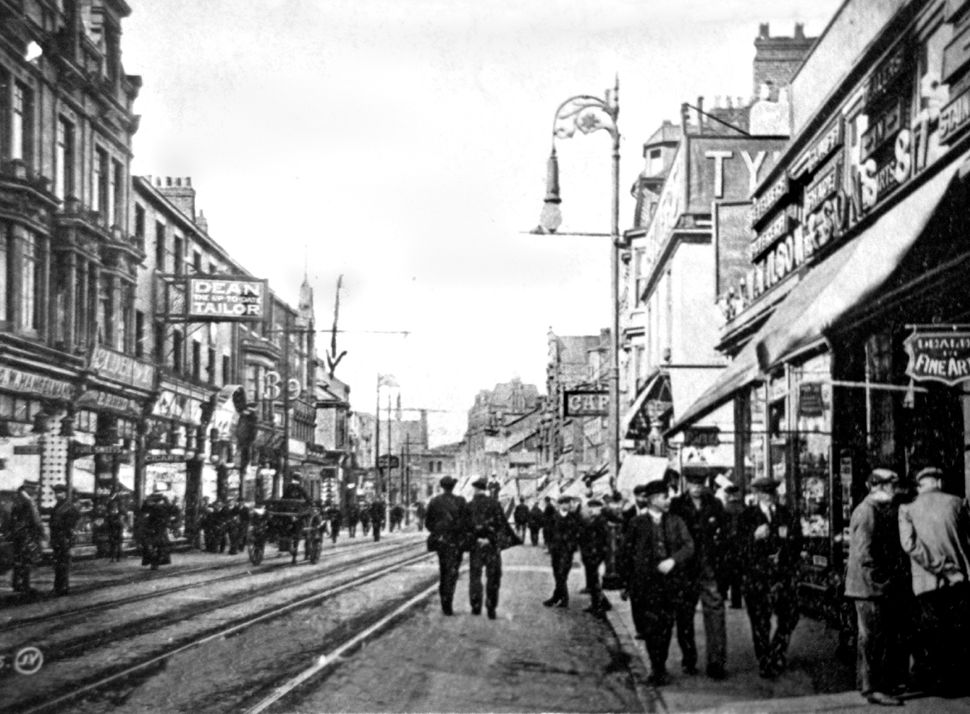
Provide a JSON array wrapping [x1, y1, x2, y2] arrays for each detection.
[[186, 278, 268, 321], [904, 328, 970, 386], [563, 390, 609, 417]]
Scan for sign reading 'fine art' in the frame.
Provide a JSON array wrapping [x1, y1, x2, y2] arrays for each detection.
[[186, 278, 268, 321], [904, 327, 970, 386]]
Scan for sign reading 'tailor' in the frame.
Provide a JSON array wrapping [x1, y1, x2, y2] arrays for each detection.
[[186, 278, 268, 321], [904, 327, 970, 386]]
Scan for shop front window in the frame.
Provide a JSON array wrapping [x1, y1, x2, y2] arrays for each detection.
[[744, 382, 768, 488], [768, 370, 789, 501], [793, 354, 833, 550]]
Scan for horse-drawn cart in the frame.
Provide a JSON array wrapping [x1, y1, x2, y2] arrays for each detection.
[[246, 498, 323, 566]]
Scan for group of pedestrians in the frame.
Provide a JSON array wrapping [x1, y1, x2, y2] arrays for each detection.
[[199, 497, 251, 555], [845, 466, 970, 705]]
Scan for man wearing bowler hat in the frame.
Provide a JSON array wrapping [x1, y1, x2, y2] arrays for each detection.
[[671, 472, 728, 679], [739, 476, 801, 679], [846, 469, 909, 706], [49, 484, 82, 596], [466, 476, 520, 619], [425, 475, 469, 616], [619, 479, 694, 686]]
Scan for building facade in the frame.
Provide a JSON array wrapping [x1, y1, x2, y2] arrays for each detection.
[[672, 0, 970, 613]]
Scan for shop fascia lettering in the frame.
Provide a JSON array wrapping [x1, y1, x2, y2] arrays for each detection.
[[88, 346, 155, 392], [747, 30, 937, 300], [0, 367, 74, 400], [152, 390, 204, 425]]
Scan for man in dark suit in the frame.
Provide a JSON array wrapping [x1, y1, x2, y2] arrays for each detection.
[[49, 484, 81, 596], [369, 499, 386, 542], [670, 472, 728, 679], [579, 498, 617, 615], [9, 480, 43, 596], [425, 475, 469, 616], [466, 476, 521, 619], [544, 495, 583, 608], [619, 479, 694, 686], [845, 468, 909, 706], [739, 476, 801, 679], [513, 499, 530, 541], [528, 501, 544, 546]]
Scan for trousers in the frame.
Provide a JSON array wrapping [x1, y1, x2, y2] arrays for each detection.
[[744, 576, 799, 675], [436, 545, 463, 610], [469, 542, 502, 612], [854, 598, 907, 695], [676, 573, 726, 670], [550, 549, 573, 603]]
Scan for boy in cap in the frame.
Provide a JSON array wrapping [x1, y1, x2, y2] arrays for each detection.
[[466, 476, 521, 618], [9, 481, 43, 596], [738, 476, 801, 678], [50, 484, 81, 596], [579, 497, 616, 615], [898, 466, 970, 696], [425, 475, 469, 616], [619, 480, 694, 685], [670, 472, 728, 678], [544, 495, 583, 608], [845, 469, 909, 706]]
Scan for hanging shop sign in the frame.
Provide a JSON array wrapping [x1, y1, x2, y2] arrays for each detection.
[[563, 389, 609, 417], [185, 277, 268, 321], [76, 389, 143, 418], [87, 346, 155, 391], [0, 367, 74, 401], [69, 442, 129, 459], [683, 426, 720, 447], [904, 327, 970, 386], [152, 389, 204, 425]]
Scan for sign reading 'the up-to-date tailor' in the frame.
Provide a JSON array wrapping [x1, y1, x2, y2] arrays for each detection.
[[186, 278, 268, 321]]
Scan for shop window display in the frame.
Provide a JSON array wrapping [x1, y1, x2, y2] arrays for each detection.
[[793, 355, 833, 553]]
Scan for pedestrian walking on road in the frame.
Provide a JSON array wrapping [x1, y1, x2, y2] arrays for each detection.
[[670, 472, 728, 680], [369, 499, 386, 542], [414, 500, 426, 531], [347, 503, 360, 537], [513, 499, 530, 542], [9, 480, 43, 596], [541, 497, 555, 548], [360, 505, 371, 536], [328, 506, 342, 544], [544, 495, 583, 608], [898, 466, 970, 697], [579, 498, 616, 615], [528, 501, 543, 546], [141, 487, 177, 570], [425, 475, 469, 616], [845, 469, 910, 707], [49, 484, 81, 596], [739, 476, 801, 679], [619, 480, 694, 686], [106, 495, 126, 562], [467, 476, 521, 619]]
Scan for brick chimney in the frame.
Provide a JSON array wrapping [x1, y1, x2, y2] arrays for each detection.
[[155, 176, 195, 222]]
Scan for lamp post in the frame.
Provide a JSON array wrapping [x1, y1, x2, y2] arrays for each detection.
[[539, 78, 621, 495]]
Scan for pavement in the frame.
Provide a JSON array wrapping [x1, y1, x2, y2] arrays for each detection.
[[599, 549, 970, 714]]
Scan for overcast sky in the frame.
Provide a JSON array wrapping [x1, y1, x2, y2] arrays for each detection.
[[122, 0, 842, 446]]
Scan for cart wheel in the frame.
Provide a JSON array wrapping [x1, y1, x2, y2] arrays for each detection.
[[248, 540, 264, 566], [309, 536, 321, 564]]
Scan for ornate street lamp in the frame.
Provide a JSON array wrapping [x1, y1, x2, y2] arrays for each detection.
[[539, 79, 622, 496]]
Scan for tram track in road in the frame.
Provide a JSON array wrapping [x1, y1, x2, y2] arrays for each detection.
[[0, 535, 383, 623], [5, 541, 423, 653], [11, 543, 436, 714], [1, 537, 406, 635]]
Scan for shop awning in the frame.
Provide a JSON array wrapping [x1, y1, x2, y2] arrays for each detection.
[[669, 157, 966, 437], [616, 454, 669, 496], [621, 371, 665, 435]]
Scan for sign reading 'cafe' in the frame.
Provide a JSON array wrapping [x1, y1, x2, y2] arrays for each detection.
[[904, 327, 970, 387]]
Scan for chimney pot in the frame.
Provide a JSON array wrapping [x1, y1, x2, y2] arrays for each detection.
[[794, 23, 805, 40], [759, 23, 770, 39]]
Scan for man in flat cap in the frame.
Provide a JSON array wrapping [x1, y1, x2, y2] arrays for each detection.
[[845, 469, 909, 706], [579, 497, 617, 615], [719, 484, 745, 609], [425, 475, 469, 616], [898, 466, 970, 696], [738, 476, 801, 679], [544, 495, 583, 608], [9, 480, 43, 596], [49, 484, 82, 596], [466, 476, 520, 619], [619, 479, 694, 685], [671, 472, 728, 679]]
